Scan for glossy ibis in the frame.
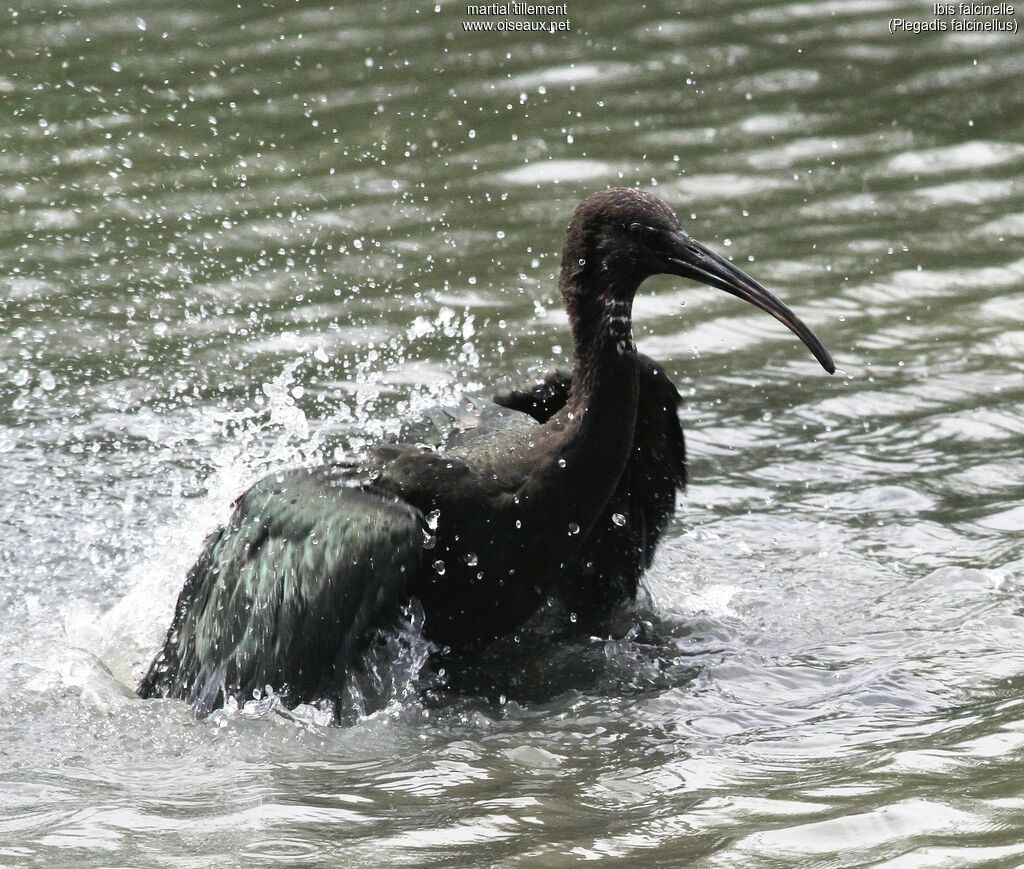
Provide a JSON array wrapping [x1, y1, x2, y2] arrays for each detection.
[[400, 351, 688, 631], [139, 188, 834, 715]]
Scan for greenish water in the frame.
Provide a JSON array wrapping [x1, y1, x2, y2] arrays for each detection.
[[3, 0, 1024, 864]]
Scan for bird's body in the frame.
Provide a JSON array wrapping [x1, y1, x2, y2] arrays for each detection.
[[140, 189, 833, 716], [404, 354, 686, 628]]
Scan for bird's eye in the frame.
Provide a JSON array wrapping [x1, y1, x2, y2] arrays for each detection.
[[627, 223, 662, 245]]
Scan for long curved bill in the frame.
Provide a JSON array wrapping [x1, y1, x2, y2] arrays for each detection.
[[664, 231, 835, 374]]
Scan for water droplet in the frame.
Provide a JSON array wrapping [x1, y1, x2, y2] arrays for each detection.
[[421, 530, 436, 550], [39, 371, 56, 391], [465, 552, 478, 566], [612, 513, 626, 527], [557, 458, 566, 468], [433, 560, 446, 575], [515, 519, 522, 529], [568, 522, 580, 536], [569, 612, 578, 623], [426, 509, 441, 530]]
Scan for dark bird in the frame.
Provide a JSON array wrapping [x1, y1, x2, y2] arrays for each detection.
[[399, 351, 688, 632], [139, 188, 834, 716]]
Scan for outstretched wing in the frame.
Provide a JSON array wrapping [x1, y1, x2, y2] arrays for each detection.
[[395, 368, 570, 455], [138, 466, 425, 715], [492, 367, 573, 423], [398, 394, 538, 452]]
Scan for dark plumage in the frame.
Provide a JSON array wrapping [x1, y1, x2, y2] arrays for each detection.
[[405, 354, 686, 629], [139, 188, 833, 716]]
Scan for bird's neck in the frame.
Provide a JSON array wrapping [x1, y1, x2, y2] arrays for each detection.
[[530, 281, 640, 539], [566, 291, 637, 410], [562, 284, 640, 460]]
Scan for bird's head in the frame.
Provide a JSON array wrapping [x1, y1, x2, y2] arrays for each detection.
[[559, 187, 834, 373]]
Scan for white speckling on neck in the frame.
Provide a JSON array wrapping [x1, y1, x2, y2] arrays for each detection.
[[605, 298, 633, 341]]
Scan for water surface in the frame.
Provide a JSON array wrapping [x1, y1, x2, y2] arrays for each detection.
[[2, 0, 1024, 864]]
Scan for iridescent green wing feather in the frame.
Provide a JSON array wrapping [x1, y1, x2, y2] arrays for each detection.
[[139, 465, 425, 715]]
